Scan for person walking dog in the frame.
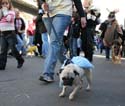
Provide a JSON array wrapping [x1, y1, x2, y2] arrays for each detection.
[[39, 0, 86, 83]]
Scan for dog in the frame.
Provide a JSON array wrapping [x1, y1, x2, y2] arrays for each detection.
[[111, 39, 122, 64], [58, 63, 92, 100], [26, 45, 39, 57]]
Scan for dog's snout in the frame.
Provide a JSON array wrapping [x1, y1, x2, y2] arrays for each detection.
[[62, 77, 74, 86], [62, 77, 66, 80], [114, 46, 117, 49]]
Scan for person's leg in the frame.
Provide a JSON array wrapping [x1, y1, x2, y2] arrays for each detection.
[[0, 36, 8, 70], [77, 37, 82, 56], [41, 32, 49, 57], [72, 38, 78, 57], [105, 46, 110, 60], [21, 33, 26, 55], [8, 32, 24, 68], [28, 36, 34, 46], [84, 28, 94, 62], [30, 36, 34, 46], [85, 51, 93, 62], [40, 14, 71, 82], [77, 48, 80, 56], [69, 37, 77, 58], [69, 35, 73, 58], [16, 35, 24, 54]]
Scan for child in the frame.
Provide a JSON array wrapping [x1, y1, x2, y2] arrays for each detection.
[[68, 12, 81, 58], [0, 0, 24, 70]]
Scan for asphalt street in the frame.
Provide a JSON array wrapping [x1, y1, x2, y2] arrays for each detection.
[[0, 54, 125, 106]]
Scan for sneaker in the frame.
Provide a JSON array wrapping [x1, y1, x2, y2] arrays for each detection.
[[39, 75, 54, 83], [40, 55, 46, 59], [17, 58, 24, 68]]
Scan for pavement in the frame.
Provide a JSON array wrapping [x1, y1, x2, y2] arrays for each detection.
[[0, 54, 125, 106]]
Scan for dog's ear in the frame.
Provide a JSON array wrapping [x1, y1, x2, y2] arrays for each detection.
[[73, 70, 79, 76]]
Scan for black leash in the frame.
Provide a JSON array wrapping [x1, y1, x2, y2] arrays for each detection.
[[46, 12, 61, 45], [38, 0, 61, 44]]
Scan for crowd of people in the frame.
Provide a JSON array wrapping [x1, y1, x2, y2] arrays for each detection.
[[0, 0, 125, 84]]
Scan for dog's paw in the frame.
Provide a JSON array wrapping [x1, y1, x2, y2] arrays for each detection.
[[59, 93, 65, 97], [69, 94, 74, 100]]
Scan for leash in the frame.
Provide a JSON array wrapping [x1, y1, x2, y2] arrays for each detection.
[[38, 0, 61, 45], [46, 12, 62, 45]]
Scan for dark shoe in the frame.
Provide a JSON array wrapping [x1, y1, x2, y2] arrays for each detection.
[[0, 67, 5, 70], [106, 58, 110, 61], [8, 52, 13, 56], [17, 58, 24, 68], [39, 75, 54, 83], [40, 55, 46, 59]]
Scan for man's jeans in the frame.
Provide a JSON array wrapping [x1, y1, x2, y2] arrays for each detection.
[[41, 32, 49, 57], [42, 14, 71, 77]]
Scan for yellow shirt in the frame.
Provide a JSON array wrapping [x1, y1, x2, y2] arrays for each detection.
[[44, 0, 73, 17]]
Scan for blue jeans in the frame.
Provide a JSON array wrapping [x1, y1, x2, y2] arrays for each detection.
[[28, 36, 34, 46], [42, 14, 71, 77], [41, 32, 49, 57], [69, 37, 78, 58], [16, 34, 26, 54]]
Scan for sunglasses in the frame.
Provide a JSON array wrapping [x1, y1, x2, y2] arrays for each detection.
[[2, 2, 9, 5]]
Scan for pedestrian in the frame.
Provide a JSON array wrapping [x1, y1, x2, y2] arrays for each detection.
[[14, 9, 26, 55], [81, 0, 101, 62], [68, 12, 81, 58], [26, 17, 36, 47], [38, 9, 49, 58], [33, 13, 43, 56], [101, 10, 123, 60], [33, 5, 49, 58], [39, 0, 86, 83], [0, 0, 24, 70]]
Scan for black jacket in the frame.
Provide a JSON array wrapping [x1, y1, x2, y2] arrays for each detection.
[[35, 14, 47, 34], [68, 19, 81, 38]]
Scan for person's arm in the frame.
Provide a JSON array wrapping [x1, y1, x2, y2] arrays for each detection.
[[73, 0, 85, 17], [73, 0, 86, 28], [39, 0, 46, 4]]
